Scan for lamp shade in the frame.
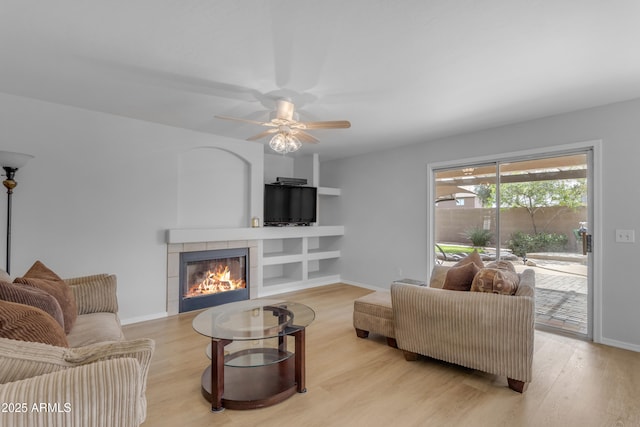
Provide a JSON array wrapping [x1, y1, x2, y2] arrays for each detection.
[[0, 151, 34, 169]]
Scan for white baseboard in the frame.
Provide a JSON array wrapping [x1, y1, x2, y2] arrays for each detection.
[[340, 279, 388, 292], [600, 337, 640, 353], [121, 311, 167, 325], [258, 277, 338, 297]]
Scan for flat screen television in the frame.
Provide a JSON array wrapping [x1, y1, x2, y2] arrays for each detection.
[[264, 184, 317, 226]]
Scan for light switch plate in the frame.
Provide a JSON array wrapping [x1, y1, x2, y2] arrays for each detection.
[[615, 229, 635, 243]]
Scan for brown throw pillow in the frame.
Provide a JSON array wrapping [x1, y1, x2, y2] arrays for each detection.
[[0, 269, 10, 282], [453, 249, 484, 269], [0, 280, 65, 329], [485, 260, 516, 273], [442, 262, 481, 292], [0, 300, 69, 347], [14, 261, 77, 334], [471, 268, 520, 295]]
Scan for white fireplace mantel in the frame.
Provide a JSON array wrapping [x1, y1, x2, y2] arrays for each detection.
[[166, 226, 345, 244]]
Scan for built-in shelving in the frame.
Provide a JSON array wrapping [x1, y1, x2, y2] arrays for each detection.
[[259, 226, 344, 289]]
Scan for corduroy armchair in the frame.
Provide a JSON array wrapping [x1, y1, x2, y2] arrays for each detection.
[[390, 266, 535, 392]]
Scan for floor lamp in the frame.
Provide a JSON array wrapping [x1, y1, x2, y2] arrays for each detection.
[[0, 151, 34, 275]]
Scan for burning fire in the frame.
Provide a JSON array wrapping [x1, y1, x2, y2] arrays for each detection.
[[185, 264, 246, 298]]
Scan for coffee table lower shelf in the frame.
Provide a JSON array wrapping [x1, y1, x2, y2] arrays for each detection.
[[201, 349, 299, 411]]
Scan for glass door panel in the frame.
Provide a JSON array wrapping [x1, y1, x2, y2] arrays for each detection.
[[434, 164, 497, 264], [433, 152, 591, 339], [497, 154, 589, 337]]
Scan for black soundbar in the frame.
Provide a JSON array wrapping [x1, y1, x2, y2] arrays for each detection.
[[274, 177, 308, 185]]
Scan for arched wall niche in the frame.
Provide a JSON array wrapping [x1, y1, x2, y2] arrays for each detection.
[[177, 147, 251, 228]]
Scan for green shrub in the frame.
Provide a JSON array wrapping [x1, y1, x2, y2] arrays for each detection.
[[465, 227, 493, 247], [507, 231, 568, 257]]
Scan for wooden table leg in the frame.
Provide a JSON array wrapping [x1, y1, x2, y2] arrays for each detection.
[[211, 339, 232, 412], [277, 309, 287, 352], [293, 328, 306, 393]]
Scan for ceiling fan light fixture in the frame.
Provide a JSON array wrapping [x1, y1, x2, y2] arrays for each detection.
[[285, 134, 301, 152], [269, 133, 287, 152], [269, 132, 301, 154], [215, 98, 350, 151]]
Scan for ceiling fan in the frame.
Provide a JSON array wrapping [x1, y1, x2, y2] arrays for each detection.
[[215, 98, 351, 153]]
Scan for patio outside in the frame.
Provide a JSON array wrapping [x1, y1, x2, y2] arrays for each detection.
[[434, 153, 589, 337]]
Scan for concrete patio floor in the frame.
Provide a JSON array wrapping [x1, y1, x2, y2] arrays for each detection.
[[517, 258, 588, 336]]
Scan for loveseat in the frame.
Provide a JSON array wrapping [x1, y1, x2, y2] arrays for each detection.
[[391, 264, 535, 392], [0, 262, 155, 427]]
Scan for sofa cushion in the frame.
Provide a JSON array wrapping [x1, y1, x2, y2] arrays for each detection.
[[429, 265, 449, 288], [442, 262, 481, 291], [66, 312, 125, 347], [0, 300, 69, 347], [14, 261, 78, 334], [69, 274, 118, 315], [0, 336, 153, 384], [471, 268, 520, 295], [0, 280, 65, 329]]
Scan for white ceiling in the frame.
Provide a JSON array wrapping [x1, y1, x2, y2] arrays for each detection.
[[2, 0, 640, 160]]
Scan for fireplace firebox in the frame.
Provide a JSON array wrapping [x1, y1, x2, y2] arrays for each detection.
[[179, 248, 249, 313]]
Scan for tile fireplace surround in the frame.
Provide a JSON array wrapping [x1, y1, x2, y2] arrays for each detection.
[[166, 240, 259, 316]]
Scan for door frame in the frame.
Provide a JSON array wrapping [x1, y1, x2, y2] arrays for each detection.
[[427, 140, 602, 343]]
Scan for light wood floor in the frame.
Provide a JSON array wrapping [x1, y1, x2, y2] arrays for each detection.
[[123, 284, 640, 427]]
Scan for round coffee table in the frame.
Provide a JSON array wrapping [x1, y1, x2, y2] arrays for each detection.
[[192, 299, 315, 412]]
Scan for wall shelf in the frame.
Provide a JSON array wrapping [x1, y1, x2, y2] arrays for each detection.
[[318, 186, 341, 196], [260, 228, 344, 288], [307, 249, 341, 261]]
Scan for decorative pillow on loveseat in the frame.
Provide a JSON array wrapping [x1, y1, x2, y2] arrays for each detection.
[[442, 249, 484, 291], [470, 268, 520, 295], [0, 280, 65, 328], [442, 262, 481, 291], [0, 300, 69, 347], [14, 261, 78, 334], [485, 260, 517, 273]]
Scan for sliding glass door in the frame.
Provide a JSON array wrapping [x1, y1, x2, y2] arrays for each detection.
[[432, 152, 591, 338]]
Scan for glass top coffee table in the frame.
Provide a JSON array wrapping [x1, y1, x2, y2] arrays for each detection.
[[192, 299, 315, 412]]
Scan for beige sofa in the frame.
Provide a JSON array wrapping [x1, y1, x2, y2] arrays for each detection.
[[0, 272, 155, 427], [390, 265, 535, 392]]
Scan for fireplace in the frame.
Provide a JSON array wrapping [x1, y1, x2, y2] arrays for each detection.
[[179, 248, 249, 313]]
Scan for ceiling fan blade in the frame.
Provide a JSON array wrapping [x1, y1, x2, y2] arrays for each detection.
[[296, 131, 319, 144], [246, 129, 278, 141], [214, 115, 271, 126], [303, 120, 351, 129]]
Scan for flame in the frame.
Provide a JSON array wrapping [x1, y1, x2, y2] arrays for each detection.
[[185, 264, 246, 298]]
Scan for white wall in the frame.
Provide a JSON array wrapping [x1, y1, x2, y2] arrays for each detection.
[[322, 97, 640, 351], [178, 147, 250, 228], [263, 154, 293, 184], [0, 92, 263, 322]]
